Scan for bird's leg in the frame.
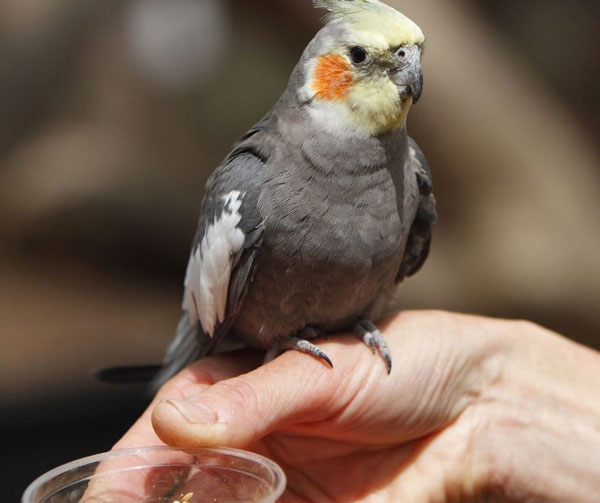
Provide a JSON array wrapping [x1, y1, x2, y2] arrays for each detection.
[[264, 328, 333, 368], [353, 319, 392, 374]]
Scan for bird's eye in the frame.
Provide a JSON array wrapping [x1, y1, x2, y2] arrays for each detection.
[[349, 46, 368, 65]]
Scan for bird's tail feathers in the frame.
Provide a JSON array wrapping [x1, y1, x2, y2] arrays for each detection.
[[150, 312, 207, 391]]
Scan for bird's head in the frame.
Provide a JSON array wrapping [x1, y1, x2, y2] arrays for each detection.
[[297, 0, 424, 137]]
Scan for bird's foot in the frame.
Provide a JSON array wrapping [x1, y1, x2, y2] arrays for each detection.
[[264, 329, 333, 368], [354, 319, 392, 374]]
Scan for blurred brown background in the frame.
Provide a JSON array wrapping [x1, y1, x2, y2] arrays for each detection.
[[2, 0, 599, 499]]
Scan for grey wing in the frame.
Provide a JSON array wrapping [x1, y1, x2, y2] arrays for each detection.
[[152, 152, 264, 387], [397, 138, 437, 282]]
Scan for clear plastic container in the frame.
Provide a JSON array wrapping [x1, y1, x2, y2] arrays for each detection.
[[22, 446, 286, 503]]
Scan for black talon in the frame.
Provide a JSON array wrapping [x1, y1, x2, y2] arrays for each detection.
[[312, 347, 333, 368], [381, 349, 392, 375]]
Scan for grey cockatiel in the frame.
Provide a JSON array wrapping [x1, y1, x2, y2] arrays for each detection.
[[153, 0, 437, 385]]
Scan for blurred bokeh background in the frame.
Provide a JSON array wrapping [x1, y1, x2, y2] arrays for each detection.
[[2, 0, 599, 499]]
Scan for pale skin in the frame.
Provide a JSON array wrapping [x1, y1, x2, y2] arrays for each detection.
[[114, 311, 600, 502]]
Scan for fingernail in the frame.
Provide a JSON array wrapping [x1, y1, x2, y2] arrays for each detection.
[[166, 399, 218, 425]]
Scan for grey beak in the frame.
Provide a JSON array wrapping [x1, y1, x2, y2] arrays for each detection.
[[393, 45, 423, 103]]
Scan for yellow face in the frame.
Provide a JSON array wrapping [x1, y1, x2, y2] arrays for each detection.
[[308, 43, 422, 136], [306, 6, 425, 136], [346, 73, 414, 136]]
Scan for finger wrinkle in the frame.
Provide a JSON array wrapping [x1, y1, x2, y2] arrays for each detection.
[[212, 376, 264, 423]]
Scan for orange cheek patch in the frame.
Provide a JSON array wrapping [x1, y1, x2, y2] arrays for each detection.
[[312, 54, 353, 101]]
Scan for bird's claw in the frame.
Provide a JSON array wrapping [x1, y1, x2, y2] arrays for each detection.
[[354, 320, 392, 374], [264, 335, 333, 368], [362, 330, 377, 354]]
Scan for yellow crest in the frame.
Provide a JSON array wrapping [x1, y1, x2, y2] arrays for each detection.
[[313, 0, 424, 48]]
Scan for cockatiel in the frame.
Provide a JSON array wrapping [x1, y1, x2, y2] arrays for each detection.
[[112, 0, 437, 387]]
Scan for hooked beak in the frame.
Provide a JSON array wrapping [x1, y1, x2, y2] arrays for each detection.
[[392, 45, 423, 103]]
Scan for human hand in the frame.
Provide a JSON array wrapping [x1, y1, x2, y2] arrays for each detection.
[[115, 311, 600, 502]]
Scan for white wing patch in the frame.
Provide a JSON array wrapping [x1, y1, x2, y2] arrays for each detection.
[[183, 191, 246, 337]]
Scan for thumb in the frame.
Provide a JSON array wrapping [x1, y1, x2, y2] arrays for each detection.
[[151, 336, 376, 448]]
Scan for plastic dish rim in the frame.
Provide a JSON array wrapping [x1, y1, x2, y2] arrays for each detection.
[[22, 445, 286, 503]]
